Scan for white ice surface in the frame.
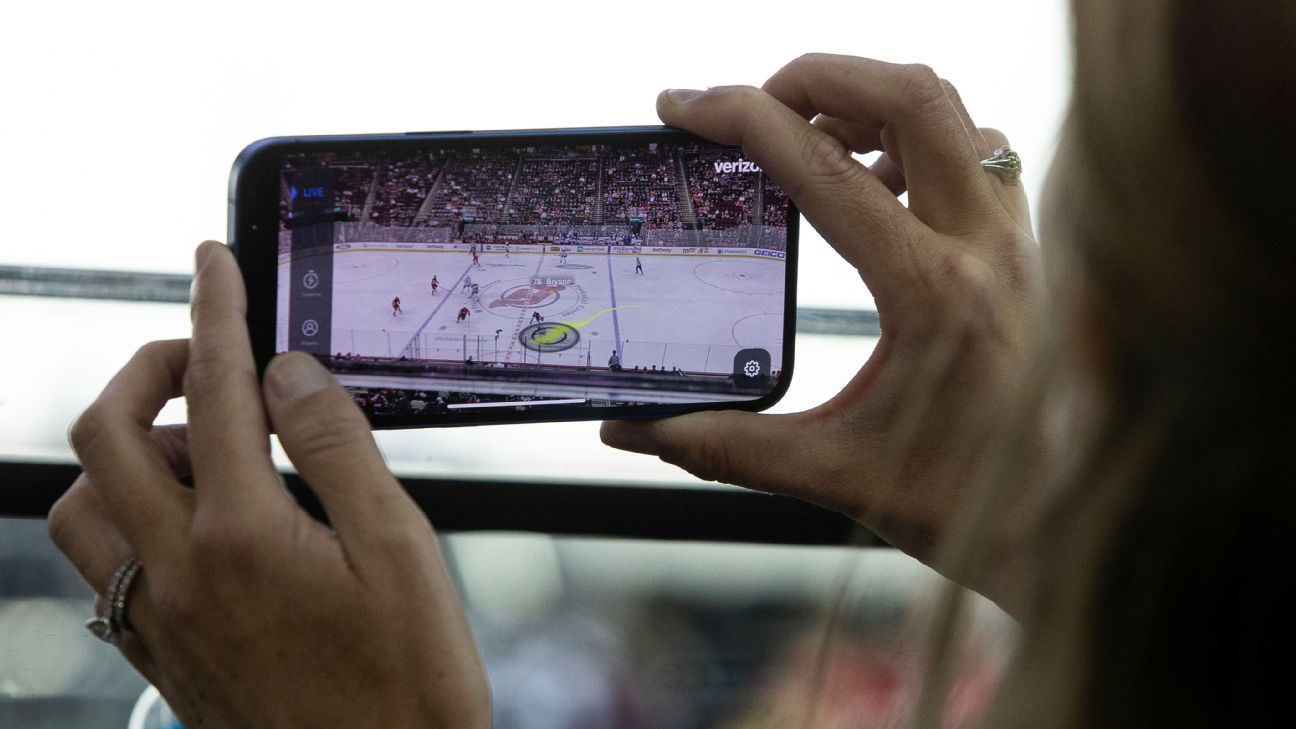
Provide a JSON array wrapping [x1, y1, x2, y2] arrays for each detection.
[[278, 247, 786, 375]]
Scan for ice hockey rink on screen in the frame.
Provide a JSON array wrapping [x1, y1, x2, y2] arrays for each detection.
[[276, 242, 786, 378]]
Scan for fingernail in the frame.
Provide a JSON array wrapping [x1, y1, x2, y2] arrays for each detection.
[[195, 240, 220, 271], [269, 353, 333, 403], [600, 421, 661, 455], [665, 88, 702, 104]]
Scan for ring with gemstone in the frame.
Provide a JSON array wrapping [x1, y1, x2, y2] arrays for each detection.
[[980, 145, 1023, 184], [85, 556, 143, 645]]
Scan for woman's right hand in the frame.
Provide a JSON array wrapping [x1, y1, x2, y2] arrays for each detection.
[[602, 54, 1043, 606], [48, 242, 491, 729]]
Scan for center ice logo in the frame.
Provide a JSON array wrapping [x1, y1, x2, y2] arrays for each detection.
[[489, 283, 565, 309]]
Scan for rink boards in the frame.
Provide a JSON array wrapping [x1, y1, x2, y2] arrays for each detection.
[[277, 245, 787, 376]]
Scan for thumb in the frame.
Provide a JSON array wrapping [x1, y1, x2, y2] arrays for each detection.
[[262, 352, 426, 559], [601, 410, 839, 504]]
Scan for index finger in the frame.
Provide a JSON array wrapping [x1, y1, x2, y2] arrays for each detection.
[[761, 54, 999, 233], [184, 241, 283, 517], [657, 85, 923, 307], [65, 340, 192, 559]]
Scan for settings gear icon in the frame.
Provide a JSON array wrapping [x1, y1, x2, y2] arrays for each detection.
[[742, 359, 762, 378]]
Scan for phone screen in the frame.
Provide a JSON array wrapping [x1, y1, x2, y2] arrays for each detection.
[[270, 132, 794, 423]]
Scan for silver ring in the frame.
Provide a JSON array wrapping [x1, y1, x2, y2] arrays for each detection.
[[980, 145, 1023, 184], [85, 556, 143, 645]]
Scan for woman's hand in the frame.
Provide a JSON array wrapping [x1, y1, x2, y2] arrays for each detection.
[[602, 54, 1043, 605], [48, 241, 490, 729]]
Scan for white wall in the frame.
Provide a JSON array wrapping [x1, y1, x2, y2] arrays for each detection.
[[0, 0, 1070, 310]]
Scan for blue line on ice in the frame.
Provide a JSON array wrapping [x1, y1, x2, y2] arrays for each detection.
[[606, 246, 623, 354]]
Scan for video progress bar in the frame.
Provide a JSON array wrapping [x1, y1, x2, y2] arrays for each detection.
[[446, 398, 588, 410]]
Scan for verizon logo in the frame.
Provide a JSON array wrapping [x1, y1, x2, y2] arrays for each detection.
[[713, 159, 761, 173]]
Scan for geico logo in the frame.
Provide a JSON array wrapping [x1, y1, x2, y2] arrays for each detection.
[[712, 159, 762, 174], [754, 249, 786, 258]]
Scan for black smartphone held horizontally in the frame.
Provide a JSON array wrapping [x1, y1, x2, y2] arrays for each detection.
[[229, 126, 798, 428]]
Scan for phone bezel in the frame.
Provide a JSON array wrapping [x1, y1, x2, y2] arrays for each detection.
[[229, 126, 799, 428]]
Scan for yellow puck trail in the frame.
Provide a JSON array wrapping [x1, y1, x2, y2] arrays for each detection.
[[534, 305, 640, 345]]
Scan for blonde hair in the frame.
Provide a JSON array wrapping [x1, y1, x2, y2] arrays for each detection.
[[971, 1, 1296, 727], [788, 4, 1293, 726]]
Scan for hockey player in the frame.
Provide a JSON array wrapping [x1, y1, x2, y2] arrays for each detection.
[[472, 249, 480, 267], [430, 275, 439, 295], [504, 242, 511, 258], [391, 296, 402, 316], [531, 311, 545, 324], [559, 247, 568, 264], [470, 283, 481, 302], [456, 307, 470, 323], [634, 256, 644, 275], [461, 275, 473, 294]]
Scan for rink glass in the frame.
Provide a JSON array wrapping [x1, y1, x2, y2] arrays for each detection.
[[230, 127, 798, 427]]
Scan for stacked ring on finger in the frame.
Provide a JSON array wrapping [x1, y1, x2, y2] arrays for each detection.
[[980, 145, 1023, 184], [85, 555, 143, 644]]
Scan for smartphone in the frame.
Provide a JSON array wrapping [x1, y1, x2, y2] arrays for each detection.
[[229, 126, 798, 427]]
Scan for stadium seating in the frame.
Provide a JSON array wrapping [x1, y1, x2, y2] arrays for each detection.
[[284, 145, 789, 241]]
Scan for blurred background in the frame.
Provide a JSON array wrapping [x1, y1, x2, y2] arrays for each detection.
[[0, 0, 1066, 726]]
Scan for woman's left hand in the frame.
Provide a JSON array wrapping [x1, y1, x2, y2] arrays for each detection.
[[48, 241, 491, 729]]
